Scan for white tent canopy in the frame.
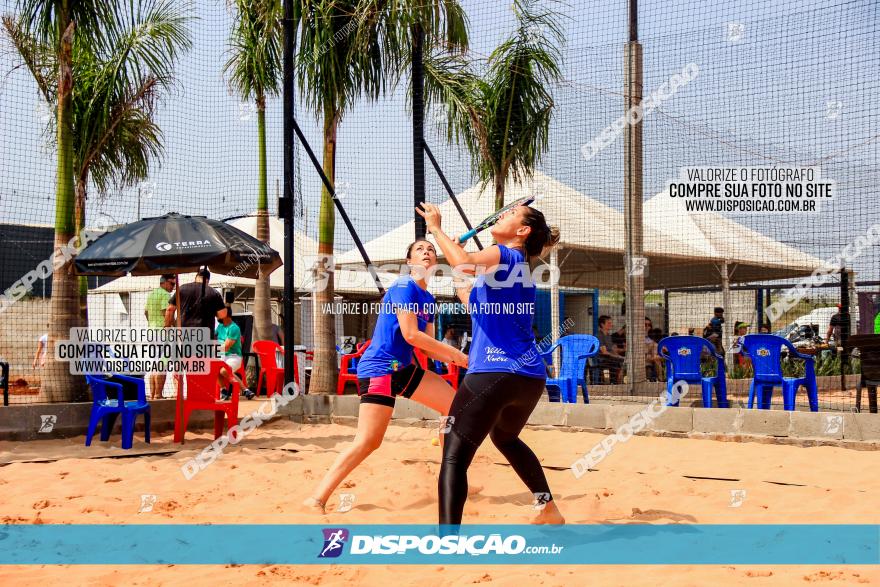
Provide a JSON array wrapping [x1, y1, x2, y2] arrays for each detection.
[[337, 172, 824, 290]]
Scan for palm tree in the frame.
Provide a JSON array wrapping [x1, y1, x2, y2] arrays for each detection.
[[424, 0, 563, 208], [225, 0, 282, 344], [5, 1, 191, 400], [293, 0, 388, 394], [357, 0, 468, 236]]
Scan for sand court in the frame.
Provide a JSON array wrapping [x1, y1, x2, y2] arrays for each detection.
[[0, 415, 878, 585]]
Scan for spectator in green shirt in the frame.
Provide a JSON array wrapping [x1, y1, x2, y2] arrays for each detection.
[[144, 274, 176, 399], [216, 309, 254, 400]]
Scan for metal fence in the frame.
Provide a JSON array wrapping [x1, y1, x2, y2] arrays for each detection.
[[0, 0, 878, 413]]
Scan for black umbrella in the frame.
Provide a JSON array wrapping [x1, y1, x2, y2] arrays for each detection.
[[75, 212, 282, 278], [76, 212, 282, 442]]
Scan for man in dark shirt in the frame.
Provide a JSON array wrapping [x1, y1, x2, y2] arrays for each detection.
[[704, 307, 725, 352], [826, 304, 844, 345], [165, 268, 227, 329], [596, 315, 625, 383]]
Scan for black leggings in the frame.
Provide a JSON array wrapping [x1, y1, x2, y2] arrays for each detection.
[[439, 372, 551, 525]]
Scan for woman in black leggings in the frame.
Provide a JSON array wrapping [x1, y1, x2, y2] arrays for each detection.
[[417, 201, 565, 525]]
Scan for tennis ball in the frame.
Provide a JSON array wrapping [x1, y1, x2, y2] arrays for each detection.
[[431, 437, 440, 446]]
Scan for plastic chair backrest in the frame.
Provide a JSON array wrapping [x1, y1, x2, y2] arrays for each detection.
[[86, 375, 112, 404], [658, 336, 715, 379], [184, 360, 226, 402], [740, 334, 787, 377], [556, 335, 600, 379], [253, 340, 283, 369]]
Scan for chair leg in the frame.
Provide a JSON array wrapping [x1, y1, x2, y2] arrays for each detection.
[[581, 382, 590, 404], [100, 412, 119, 441], [747, 380, 756, 409], [85, 410, 101, 446], [227, 409, 238, 442], [178, 409, 192, 444], [759, 385, 774, 410], [716, 380, 729, 409], [807, 379, 818, 412], [144, 408, 151, 444], [781, 382, 796, 411], [869, 385, 878, 414], [701, 381, 712, 408], [214, 411, 225, 439], [121, 412, 134, 450], [567, 381, 578, 403]]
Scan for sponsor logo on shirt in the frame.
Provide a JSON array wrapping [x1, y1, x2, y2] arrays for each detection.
[[485, 346, 507, 362]]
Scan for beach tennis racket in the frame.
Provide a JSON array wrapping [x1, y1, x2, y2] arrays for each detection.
[[457, 196, 535, 244]]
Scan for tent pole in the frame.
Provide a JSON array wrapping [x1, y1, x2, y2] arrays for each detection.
[[174, 272, 184, 443], [721, 261, 732, 359], [550, 247, 561, 379]]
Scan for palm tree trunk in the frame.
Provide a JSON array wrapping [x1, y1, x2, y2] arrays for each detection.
[[74, 176, 88, 326], [43, 16, 86, 402], [494, 177, 505, 210], [253, 94, 272, 343], [310, 107, 339, 394]]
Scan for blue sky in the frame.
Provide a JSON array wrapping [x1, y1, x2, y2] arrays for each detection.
[[1, 0, 877, 279]]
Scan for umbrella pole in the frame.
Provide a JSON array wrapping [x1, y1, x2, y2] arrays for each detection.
[[175, 273, 184, 443]]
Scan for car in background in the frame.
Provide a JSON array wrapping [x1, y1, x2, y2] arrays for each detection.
[[772, 306, 860, 348]]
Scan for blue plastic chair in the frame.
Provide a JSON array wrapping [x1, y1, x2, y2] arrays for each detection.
[[85, 374, 151, 449], [739, 334, 818, 411], [657, 336, 728, 407], [539, 335, 600, 403]]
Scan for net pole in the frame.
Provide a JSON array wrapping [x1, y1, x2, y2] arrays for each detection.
[[424, 142, 484, 250], [412, 24, 427, 240], [624, 0, 646, 391], [282, 0, 296, 389]]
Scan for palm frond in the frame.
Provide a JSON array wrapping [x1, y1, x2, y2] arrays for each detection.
[[16, 0, 122, 51], [1, 13, 55, 101], [224, 0, 283, 102]]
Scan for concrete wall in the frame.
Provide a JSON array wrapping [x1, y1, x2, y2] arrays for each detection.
[[276, 395, 880, 447], [2, 394, 878, 447], [0, 399, 216, 441]]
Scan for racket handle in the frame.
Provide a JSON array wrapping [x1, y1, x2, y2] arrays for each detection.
[[458, 228, 478, 243]]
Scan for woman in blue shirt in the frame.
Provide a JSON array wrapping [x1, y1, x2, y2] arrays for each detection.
[[417, 201, 565, 526], [303, 240, 469, 514]]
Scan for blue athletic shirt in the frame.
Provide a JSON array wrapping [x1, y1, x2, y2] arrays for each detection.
[[467, 245, 545, 378], [356, 276, 436, 378]]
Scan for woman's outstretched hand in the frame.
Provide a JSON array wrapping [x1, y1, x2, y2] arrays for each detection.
[[415, 202, 442, 233]]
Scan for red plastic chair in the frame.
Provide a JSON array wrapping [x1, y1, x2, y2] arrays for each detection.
[[174, 360, 240, 444], [413, 348, 459, 391], [252, 340, 287, 398], [337, 340, 371, 395]]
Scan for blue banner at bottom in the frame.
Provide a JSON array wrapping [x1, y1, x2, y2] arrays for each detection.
[[0, 524, 877, 565]]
